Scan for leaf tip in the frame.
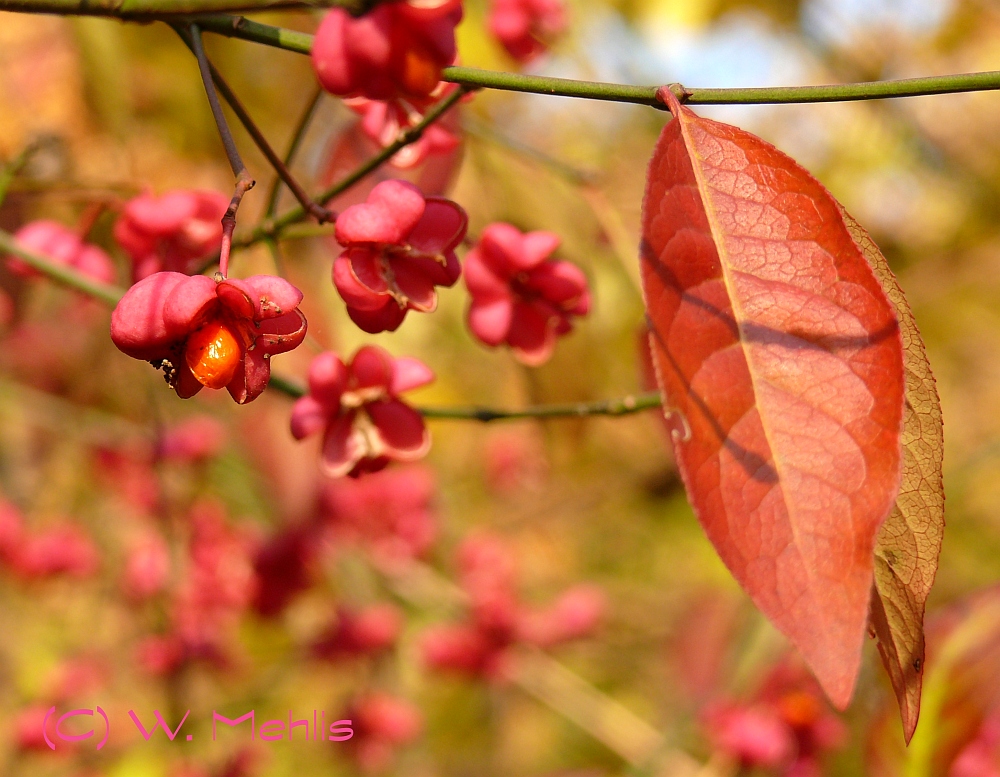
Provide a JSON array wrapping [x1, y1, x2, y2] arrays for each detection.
[[818, 671, 858, 713]]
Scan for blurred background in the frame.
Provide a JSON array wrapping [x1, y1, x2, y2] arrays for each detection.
[[0, 0, 999, 775]]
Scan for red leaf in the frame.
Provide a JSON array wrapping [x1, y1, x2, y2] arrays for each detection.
[[641, 90, 906, 709]]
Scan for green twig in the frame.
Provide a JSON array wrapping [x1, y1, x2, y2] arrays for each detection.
[[4, 8, 1000, 106], [264, 372, 306, 399], [236, 84, 471, 247], [266, 85, 324, 218], [192, 13, 313, 54], [265, 374, 662, 421], [445, 67, 1000, 105], [0, 228, 125, 306], [188, 15, 1000, 105], [418, 392, 663, 421], [0, 141, 45, 210]]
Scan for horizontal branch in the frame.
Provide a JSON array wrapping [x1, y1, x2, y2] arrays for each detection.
[[418, 392, 663, 421], [0, 0, 375, 16], [192, 13, 313, 53], [441, 67, 1000, 105], [681, 70, 1000, 104], [188, 15, 1000, 105], [266, 373, 663, 420], [7, 7, 1000, 105], [0, 228, 125, 306]]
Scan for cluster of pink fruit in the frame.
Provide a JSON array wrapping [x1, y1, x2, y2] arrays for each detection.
[[0, 3, 603, 774], [5, 0, 586, 481]]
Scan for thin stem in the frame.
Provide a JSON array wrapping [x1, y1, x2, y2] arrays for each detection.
[[188, 15, 1000, 106], [218, 173, 254, 277], [0, 140, 43, 210], [4, 8, 1000, 106], [265, 374, 663, 420], [237, 85, 471, 247], [419, 392, 663, 421], [269, 222, 336, 240], [446, 67, 667, 107], [442, 66, 1000, 105], [266, 85, 325, 219], [185, 22, 255, 277], [192, 13, 313, 53], [187, 23, 246, 178], [264, 372, 306, 397], [690, 69, 1000, 103], [263, 235, 286, 276], [180, 25, 332, 223], [0, 228, 125, 306]]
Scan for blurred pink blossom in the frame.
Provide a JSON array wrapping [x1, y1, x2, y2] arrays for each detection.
[[14, 704, 54, 752], [114, 189, 229, 281], [345, 84, 463, 170], [483, 428, 549, 494], [251, 526, 316, 617], [122, 531, 171, 600], [7, 219, 116, 285], [136, 501, 256, 675], [347, 692, 422, 773], [704, 703, 793, 768], [319, 465, 437, 564], [952, 715, 1000, 777], [312, 603, 403, 659], [702, 662, 847, 775], [488, 0, 568, 63], [517, 583, 606, 647], [291, 347, 433, 478], [421, 533, 604, 680], [10, 523, 99, 580], [93, 443, 160, 513], [157, 416, 227, 462], [465, 223, 590, 365]]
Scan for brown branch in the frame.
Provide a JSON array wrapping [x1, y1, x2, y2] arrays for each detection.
[[175, 26, 331, 225], [183, 22, 256, 277]]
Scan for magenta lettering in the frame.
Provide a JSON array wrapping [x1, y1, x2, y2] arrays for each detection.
[[328, 719, 354, 742], [129, 709, 190, 742], [212, 709, 254, 740]]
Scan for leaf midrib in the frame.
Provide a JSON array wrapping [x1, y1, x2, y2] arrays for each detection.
[[675, 109, 836, 620]]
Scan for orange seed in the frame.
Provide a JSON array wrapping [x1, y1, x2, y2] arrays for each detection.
[[184, 321, 241, 390], [400, 46, 440, 98]]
